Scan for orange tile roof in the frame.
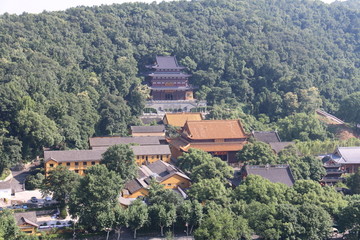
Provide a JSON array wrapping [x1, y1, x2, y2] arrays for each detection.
[[168, 138, 246, 152], [183, 120, 248, 140], [164, 113, 203, 127]]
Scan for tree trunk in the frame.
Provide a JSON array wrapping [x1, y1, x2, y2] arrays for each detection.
[[186, 223, 189, 236], [134, 229, 137, 239], [106, 230, 110, 240], [117, 227, 121, 240], [190, 224, 194, 235], [161, 225, 164, 236]]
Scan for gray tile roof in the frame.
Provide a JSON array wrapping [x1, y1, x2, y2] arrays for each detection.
[[269, 142, 294, 154], [244, 164, 295, 186], [156, 56, 181, 68], [14, 211, 38, 227], [0, 179, 11, 190], [124, 161, 190, 194], [89, 136, 163, 148], [252, 131, 281, 143], [332, 147, 360, 164], [131, 125, 165, 133], [130, 145, 171, 156], [44, 149, 105, 163]]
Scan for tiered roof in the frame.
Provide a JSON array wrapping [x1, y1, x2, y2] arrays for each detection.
[[146, 56, 185, 70]]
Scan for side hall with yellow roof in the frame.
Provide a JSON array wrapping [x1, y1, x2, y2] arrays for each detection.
[[163, 112, 203, 127]]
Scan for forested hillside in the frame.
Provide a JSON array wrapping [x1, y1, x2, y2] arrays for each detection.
[[1, 0, 360, 162]]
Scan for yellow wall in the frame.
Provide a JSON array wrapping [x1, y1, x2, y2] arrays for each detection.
[[45, 154, 171, 175], [19, 224, 37, 235], [45, 160, 100, 176], [123, 188, 149, 199], [135, 154, 171, 165], [161, 174, 191, 189]]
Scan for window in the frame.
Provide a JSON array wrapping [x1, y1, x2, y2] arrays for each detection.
[[91, 162, 96, 165], [75, 162, 79, 166], [49, 164, 54, 167], [157, 155, 159, 159], [160, 155, 163, 160], [59, 163, 62, 166], [137, 156, 140, 159], [167, 183, 172, 186], [142, 156, 145, 159], [66, 162, 70, 166], [83, 162, 87, 166], [75, 170, 79, 173]]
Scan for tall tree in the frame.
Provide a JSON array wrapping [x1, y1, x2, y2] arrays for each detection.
[[41, 165, 80, 206], [69, 165, 123, 231], [194, 208, 251, 240], [127, 199, 148, 239], [101, 144, 137, 182], [179, 200, 203, 235], [0, 209, 20, 240], [0, 135, 22, 175], [97, 94, 134, 136], [236, 141, 278, 165]]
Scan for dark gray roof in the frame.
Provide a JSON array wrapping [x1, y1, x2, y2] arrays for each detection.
[[252, 131, 281, 143], [124, 160, 190, 194], [269, 142, 294, 154], [89, 136, 163, 148], [131, 145, 171, 156], [0, 180, 11, 190], [155, 56, 183, 69], [244, 164, 295, 186], [44, 149, 105, 163], [131, 125, 165, 133], [140, 117, 163, 125], [124, 179, 144, 194], [14, 211, 38, 227]]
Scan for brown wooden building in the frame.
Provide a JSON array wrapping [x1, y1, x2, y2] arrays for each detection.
[[146, 56, 195, 101], [169, 119, 249, 163], [14, 211, 39, 235]]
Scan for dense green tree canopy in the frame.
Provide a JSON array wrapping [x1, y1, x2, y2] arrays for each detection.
[[0, 0, 360, 162], [101, 144, 137, 182], [236, 141, 278, 165], [69, 164, 123, 230], [41, 165, 80, 205]]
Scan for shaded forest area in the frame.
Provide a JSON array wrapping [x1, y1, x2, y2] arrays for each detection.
[[1, 0, 360, 162]]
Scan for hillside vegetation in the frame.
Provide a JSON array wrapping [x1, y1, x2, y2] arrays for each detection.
[[1, 0, 360, 160]]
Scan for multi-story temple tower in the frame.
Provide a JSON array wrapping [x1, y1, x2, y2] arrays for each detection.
[[146, 56, 195, 101]]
